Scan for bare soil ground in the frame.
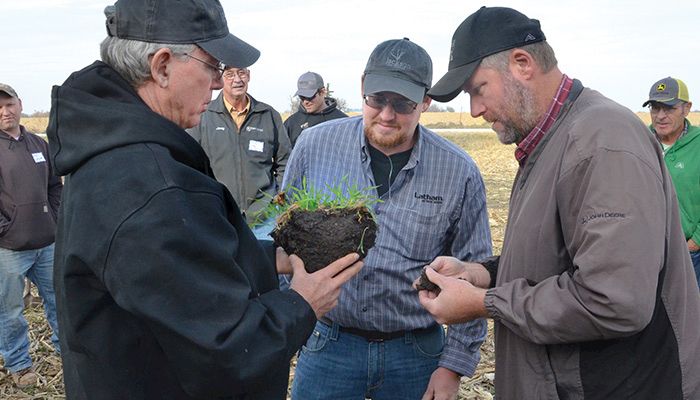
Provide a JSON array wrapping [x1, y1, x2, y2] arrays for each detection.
[[0, 131, 513, 399]]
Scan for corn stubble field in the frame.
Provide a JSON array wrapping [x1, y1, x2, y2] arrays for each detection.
[[6, 109, 697, 398]]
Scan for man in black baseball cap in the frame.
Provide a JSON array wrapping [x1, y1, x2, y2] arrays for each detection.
[[46, 1, 364, 399], [428, 6, 545, 103], [419, 6, 700, 400]]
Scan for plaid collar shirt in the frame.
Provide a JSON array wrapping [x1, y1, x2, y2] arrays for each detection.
[[515, 75, 574, 166]]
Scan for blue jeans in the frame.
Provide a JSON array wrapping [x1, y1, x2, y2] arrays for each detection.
[[291, 320, 443, 400], [690, 250, 700, 289], [0, 243, 60, 373]]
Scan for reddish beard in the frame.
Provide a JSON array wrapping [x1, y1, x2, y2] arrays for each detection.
[[363, 122, 410, 150]]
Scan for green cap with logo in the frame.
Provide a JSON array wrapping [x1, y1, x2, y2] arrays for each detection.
[[642, 77, 689, 107]]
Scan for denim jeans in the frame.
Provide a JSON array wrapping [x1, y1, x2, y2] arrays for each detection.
[[0, 243, 60, 373], [291, 320, 443, 400], [690, 250, 700, 289]]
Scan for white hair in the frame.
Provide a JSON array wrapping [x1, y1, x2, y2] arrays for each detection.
[[100, 36, 196, 87]]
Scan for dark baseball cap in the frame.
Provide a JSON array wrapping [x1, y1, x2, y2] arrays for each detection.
[[363, 38, 432, 104], [105, 0, 260, 68], [642, 77, 690, 107], [295, 72, 324, 98], [428, 6, 546, 102], [0, 83, 18, 99]]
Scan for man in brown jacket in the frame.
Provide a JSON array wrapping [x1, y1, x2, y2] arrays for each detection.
[[417, 7, 700, 400]]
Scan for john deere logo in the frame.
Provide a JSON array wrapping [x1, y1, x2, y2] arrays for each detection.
[[656, 83, 666, 92]]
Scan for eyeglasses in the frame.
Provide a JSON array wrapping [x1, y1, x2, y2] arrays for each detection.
[[649, 103, 684, 115], [363, 94, 418, 115], [182, 53, 225, 80], [298, 91, 319, 102], [223, 69, 250, 80]]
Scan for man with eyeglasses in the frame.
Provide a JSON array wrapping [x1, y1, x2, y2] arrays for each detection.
[[643, 77, 700, 288], [188, 63, 290, 229], [45, 1, 363, 399], [284, 38, 491, 400], [284, 71, 348, 147]]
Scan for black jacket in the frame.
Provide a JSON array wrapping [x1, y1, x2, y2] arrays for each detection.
[[283, 98, 347, 147], [47, 61, 316, 400], [0, 127, 62, 250]]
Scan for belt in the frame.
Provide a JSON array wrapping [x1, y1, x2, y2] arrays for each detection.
[[320, 318, 437, 342]]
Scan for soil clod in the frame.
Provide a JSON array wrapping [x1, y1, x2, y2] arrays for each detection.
[[272, 206, 377, 273], [415, 267, 441, 294]]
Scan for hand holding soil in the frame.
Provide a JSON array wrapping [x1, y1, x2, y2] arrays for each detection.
[[288, 252, 364, 318], [426, 256, 492, 289]]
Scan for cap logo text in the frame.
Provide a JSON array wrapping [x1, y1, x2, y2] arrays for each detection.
[[386, 48, 411, 71]]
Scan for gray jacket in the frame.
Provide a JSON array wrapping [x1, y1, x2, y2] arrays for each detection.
[[484, 82, 700, 399], [188, 93, 290, 216]]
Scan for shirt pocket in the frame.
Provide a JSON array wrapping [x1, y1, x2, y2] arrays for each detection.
[[391, 206, 451, 261]]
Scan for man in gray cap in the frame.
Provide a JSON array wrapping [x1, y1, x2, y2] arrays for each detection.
[[285, 38, 491, 400], [418, 6, 700, 399], [643, 77, 700, 288], [284, 71, 348, 147], [0, 83, 62, 389], [46, 1, 362, 399]]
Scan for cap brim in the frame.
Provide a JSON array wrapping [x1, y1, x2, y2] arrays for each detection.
[[427, 61, 479, 103], [642, 98, 682, 108], [295, 88, 318, 98], [363, 74, 426, 104], [198, 33, 260, 68]]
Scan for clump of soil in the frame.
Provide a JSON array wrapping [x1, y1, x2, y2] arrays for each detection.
[[271, 205, 377, 273], [415, 267, 441, 294]]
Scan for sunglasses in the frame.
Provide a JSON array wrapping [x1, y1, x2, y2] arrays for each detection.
[[298, 92, 319, 102], [363, 94, 418, 115]]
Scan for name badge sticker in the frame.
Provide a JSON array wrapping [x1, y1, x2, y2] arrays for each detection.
[[32, 152, 46, 163], [248, 140, 264, 152]]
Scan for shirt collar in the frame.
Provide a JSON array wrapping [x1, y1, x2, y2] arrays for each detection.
[[514, 74, 574, 166]]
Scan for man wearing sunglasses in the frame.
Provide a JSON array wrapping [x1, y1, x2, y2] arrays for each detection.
[[643, 77, 700, 288], [284, 71, 348, 147], [284, 38, 491, 400]]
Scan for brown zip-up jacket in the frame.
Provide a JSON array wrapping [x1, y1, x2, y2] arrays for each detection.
[[484, 81, 700, 399], [0, 126, 62, 250]]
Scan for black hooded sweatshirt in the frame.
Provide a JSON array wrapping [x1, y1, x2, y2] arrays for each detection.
[[283, 97, 347, 147], [47, 61, 315, 400]]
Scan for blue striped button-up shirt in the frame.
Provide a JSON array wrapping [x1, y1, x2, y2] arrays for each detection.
[[282, 116, 492, 376]]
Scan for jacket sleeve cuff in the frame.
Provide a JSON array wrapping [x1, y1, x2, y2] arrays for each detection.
[[477, 255, 500, 288]]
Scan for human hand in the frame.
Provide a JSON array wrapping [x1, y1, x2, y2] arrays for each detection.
[[289, 253, 363, 318], [424, 257, 491, 288], [275, 247, 293, 275], [418, 268, 488, 325], [688, 238, 700, 252], [421, 367, 460, 400]]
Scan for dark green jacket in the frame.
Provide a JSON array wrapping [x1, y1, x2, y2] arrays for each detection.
[[188, 93, 290, 216]]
